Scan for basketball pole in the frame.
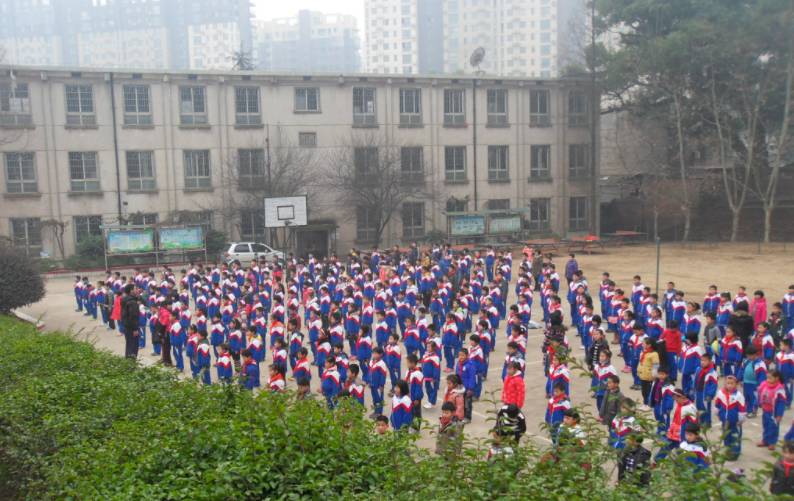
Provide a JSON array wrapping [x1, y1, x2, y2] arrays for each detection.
[[283, 220, 292, 283]]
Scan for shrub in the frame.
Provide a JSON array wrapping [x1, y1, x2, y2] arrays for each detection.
[[0, 317, 773, 500], [205, 229, 227, 256], [0, 247, 45, 313]]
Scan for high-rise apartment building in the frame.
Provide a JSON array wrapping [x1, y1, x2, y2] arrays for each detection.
[[365, 0, 587, 78], [253, 10, 360, 73], [0, 0, 253, 70]]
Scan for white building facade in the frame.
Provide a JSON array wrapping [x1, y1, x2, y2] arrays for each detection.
[[0, 66, 596, 259]]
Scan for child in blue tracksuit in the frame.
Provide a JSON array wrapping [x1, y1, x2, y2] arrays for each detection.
[[368, 348, 388, 416], [405, 354, 424, 425], [694, 353, 718, 427], [649, 367, 675, 434], [719, 327, 743, 377], [169, 312, 186, 371], [196, 332, 212, 385], [384, 333, 402, 388], [679, 333, 703, 399], [758, 369, 787, 449], [390, 380, 414, 431], [240, 349, 260, 390], [777, 339, 794, 408], [421, 342, 441, 407], [740, 345, 766, 417], [442, 313, 461, 371], [715, 376, 745, 459], [456, 348, 477, 422], [321, 357, 341, 409]]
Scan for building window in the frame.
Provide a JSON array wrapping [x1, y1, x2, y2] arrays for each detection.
[[530, 145, 551, 180], [68, 152, 100, 192], [487, 145, 509, 181], [486, 88, 508, 126], [10, 218, 41, 255], [400, 146, 423, 183], [529, 199, 550, 231], [298, 132, 317, 148], [444, 146, 466, 182], [353, 87, 376, 126], [402, 202, 425, 238], [569, 144, 590, 179], [569, 197, 588, 231], [354, 147, 378, 176], [487, 199, 510, 212], [122, 84, 152, 126], [237, 148, 266, 188], [294, 87, 320, 112], [128, 213, 158, 226], [179, 210, 213, 231], [568, 90, 588, 127], [74, 215, 103, 243], [356, 206, 378, 242], [530, 89, 550, 127], [4, 152, 37, 193], [399, 88, 422, 126], [235, 87, 261, 125], [179, 86, 207, 125], [184, 150, 211, 189], [443, 89, 465, 126], [446, 197, 467, 213], [65, 84, 95, 126], [126, 151, 156, 191], [240, 210, 266, 241], [0, 82, 32, 126]]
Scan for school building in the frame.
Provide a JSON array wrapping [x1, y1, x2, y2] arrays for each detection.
[[0, 65, 597, 259]]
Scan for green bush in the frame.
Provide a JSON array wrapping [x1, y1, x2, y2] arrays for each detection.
[[205, 229, 227, 256], [0, 317, 774, 500], [0, 247, 45, 313]]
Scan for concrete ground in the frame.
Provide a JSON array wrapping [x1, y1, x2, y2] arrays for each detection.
[[19, 242, 794, 472]]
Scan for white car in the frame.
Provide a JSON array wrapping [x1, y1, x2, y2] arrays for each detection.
[[222, 242, 284, 265]]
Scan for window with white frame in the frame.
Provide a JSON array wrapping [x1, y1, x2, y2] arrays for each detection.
[[400, 146, 423, 183], [530, 145, 551, 180], [4, 152, 37, 193], [568, 90, 588, 127], [399, 88, 422, 126], [179, 210, 213, 231], [65, 84, 95, 126], [298, 132, 317, 148], [444, 146, 466, 182], [530, 89, 550, 126], [354, 147, 378, 177], [237, 148, 266, 187], [68, 152, 100, 192], [0, 82, 32, 126], [235, 87, 261, 125], [356, 206, 378, 242], [443, 88, 465, 125], [240, 210, 266, 241], [402, 202, 425, 238], [487, 199, 510, 211], [10, 218, 41, 255], [569, 144, 589, 179], [569, 196, 588, 231], [126, 151, 156, 191], [353, 87, 376, 126], [487, 88, 508, 126], [446, 197, 467, 213], [128, 213, 158, 226], [179, 86, 207, 125], [294, 87, 320, 112], [122, 84, 152, 126], [74, 215, 103, 243], [528, 198, 550, 231], [487, 145, 509, 181], [183, 150, 211, 189]]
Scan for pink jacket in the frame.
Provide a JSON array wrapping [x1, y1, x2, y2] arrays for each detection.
[[751, 297, 768, 329]]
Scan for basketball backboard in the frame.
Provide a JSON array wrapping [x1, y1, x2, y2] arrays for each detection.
[[264, 196, 308, 228]]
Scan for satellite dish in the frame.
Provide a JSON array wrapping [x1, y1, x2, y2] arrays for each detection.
[[470, 47, 485, 71]]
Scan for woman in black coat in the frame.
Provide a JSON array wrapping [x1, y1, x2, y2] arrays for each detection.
[[728, 303, 754, 349]]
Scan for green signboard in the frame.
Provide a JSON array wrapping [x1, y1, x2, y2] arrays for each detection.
[[489, 216, 522, 234], [450, 215, 486, 236], [107, 229, 155, 254], [159, 227, 204, 251]]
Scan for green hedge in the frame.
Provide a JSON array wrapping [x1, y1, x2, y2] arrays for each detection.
[[0, 317, 775, 500]]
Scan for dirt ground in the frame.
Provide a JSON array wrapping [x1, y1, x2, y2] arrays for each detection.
[[18, 242, 794, 474]]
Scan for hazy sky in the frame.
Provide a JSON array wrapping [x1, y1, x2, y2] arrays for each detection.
[[254, 1, 365, 26]]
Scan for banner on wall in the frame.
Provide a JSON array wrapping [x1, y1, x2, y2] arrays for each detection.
[[489, 216, 522, 234], [158, 227, 204, 251], [449, 215, 486, 236], [106, 229, 155, 254]]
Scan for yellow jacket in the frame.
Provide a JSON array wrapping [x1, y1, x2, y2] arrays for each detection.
[[637, 350, 660, 382]]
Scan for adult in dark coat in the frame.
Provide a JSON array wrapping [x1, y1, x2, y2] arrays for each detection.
[[728, 303, 754, 351], [120, 284, 141, 360]]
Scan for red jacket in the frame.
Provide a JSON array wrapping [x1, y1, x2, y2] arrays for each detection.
[[501, 372, 526, 409], [661, 328, 682, 354]]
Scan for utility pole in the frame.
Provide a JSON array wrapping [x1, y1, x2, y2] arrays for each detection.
[[589, 0, 599, 235], [472, 77, 479, 211]]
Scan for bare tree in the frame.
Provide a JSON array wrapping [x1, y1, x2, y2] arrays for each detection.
[[40, 219, 67, 259], [324, 132, 429, 247]]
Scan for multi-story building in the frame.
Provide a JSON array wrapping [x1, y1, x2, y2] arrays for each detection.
[[365, 0, 587, 78], [0, 0, 252, 70], [253, 10, 360, 73], [0, 65, 597, 258]]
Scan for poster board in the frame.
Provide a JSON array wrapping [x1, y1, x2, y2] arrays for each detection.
[[449, 215, 486, 236], [489, 216, 522, 234], [159, 227, 204, 251], [107, 229, 155, 254]]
